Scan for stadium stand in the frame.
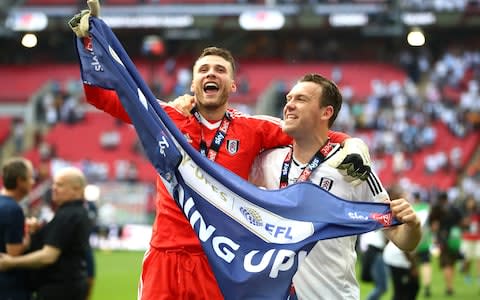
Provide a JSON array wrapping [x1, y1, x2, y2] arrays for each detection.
[[1, 0, 479, 221], [0, 117, 12, 146]]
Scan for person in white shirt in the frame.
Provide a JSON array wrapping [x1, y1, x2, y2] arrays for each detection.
[[249, 73, 421, 300], [360, 229, 388, 300], [382, 185, 420, 300]]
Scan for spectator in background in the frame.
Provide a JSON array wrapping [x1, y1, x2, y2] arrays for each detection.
[[0, 167, 92, 300], [460, 194, 480, 286], [360, 229, 388, 300], [84, 199, 98, 300], [0, 157, 36, 300], [429, 192, 464, 296], [12, 117, 25, 155], [383, 185, 420, 300], [412, 192, 433, 298]]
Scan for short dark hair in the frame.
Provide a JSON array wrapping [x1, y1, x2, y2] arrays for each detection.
[[198, 46, 236, 74], [2, 157, 30, 190], [299, 73, 342, 128]]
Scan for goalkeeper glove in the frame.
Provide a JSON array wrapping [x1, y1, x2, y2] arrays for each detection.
[[68, 0, 101, 38], [328, 137, 372, 186]]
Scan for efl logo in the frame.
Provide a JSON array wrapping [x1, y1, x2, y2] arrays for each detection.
[[265, 223, 293, 239], [239, 206, 263, 226], [239, 206, 293, 240]]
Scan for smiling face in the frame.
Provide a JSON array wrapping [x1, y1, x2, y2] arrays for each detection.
[[282, 74, 342, 140], [283, 81, 330, 139], [190, 54, 236, 114]]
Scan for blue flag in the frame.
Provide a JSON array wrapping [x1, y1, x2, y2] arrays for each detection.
[[75, 18, 399, 299]]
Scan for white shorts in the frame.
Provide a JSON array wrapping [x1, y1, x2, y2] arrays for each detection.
[[460, 239, 480, 259]]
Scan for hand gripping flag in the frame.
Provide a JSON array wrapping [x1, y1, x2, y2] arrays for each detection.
[[75, 18, 400, 299]]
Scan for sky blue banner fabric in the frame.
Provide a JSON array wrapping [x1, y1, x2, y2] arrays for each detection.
[[74, 17, 399, 299]]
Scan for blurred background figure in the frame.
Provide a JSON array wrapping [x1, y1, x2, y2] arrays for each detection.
[[0, 157, 35, 300], [360, 229, 388, 300], [0, 167, 92, 300], [459, 194, 480, 287], [412, 192, 433, 298], [429, 192, 464, 296], [382, 185, 420, 300]]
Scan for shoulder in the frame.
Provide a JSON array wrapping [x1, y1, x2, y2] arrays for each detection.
[[259, 146, 291, 158], [228, 109, 282, 125], [252, 146, 290, 170], [162, 102, 188, 119], [0, 196, 22, 213]]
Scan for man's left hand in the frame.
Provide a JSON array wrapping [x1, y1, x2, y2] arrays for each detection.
[[389, 198, 420, 227]]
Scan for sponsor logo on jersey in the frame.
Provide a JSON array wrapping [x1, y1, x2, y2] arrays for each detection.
[[348, 211, 369, 220], [370, 213, 393, 226], [226, 139, 239, 154], [83, 37, 104, 72], [319, 177, 333, 191]]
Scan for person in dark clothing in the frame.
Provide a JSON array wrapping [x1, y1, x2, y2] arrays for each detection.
[[0, 167, 92, 300], [429, 192, 463, 296], [0, 157, 35, 300]]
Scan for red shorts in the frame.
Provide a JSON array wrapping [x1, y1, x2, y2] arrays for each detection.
[[138, 246, 224, 300]]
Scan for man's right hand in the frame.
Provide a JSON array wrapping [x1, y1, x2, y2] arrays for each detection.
[[68, 0, 101, 38]]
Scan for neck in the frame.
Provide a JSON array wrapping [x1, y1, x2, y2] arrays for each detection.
[[292, 133, 328, 164], [196, 105, 227, 121], [1, 188, 21, 202]]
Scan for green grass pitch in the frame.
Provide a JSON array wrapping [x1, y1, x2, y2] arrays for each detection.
[[91, 250, 480, 300]]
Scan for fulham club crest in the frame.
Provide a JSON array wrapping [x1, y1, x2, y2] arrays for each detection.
[[319, 177, 333, 191], [226, 140, 239, 155]]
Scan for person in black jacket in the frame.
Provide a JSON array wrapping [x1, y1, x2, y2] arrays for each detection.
[[429, 192, 463, 296], [0, 167, 92, 300]]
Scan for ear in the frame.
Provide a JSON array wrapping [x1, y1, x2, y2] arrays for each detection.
[[231, 80, 237, 93], [190, 82, 195, 93], [323, 105, 334, 120]]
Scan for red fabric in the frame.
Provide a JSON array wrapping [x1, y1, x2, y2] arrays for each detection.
[[139, 247, 223, 300]]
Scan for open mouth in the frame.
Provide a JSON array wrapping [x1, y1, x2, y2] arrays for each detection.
[[203, 82, 219, 94]]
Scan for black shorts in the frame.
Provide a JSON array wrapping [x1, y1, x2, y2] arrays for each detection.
[[34, 281, 88, 300], [416, 249, 431, 264], [439, 248, 459, 268]]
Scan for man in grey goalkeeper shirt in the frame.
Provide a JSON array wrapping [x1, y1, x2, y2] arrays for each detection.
[[249, 73, 421, 299]]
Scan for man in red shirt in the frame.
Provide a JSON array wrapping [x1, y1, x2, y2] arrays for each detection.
[[70, 3, 369, 299]]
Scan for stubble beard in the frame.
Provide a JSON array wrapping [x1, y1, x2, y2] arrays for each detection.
[[197, 89, 229, 111]]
